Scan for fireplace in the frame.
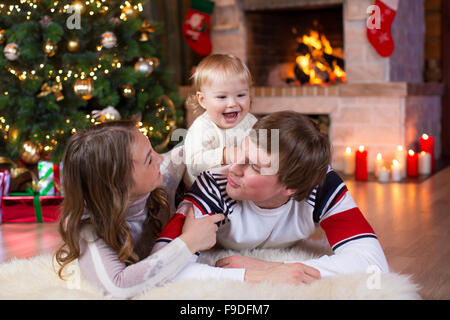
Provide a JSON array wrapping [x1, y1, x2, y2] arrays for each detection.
[[181, 0, 444, 174], [245, 5, 345, 86]]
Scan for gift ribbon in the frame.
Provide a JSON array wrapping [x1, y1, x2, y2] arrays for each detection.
[[10, 186, 43, 223]]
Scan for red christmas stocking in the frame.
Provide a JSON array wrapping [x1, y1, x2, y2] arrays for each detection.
[[366, 0, 399, 57], [182, 0, 215, 56]]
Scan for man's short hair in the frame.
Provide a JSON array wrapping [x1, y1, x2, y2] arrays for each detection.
[[251, 111, 331, 201]]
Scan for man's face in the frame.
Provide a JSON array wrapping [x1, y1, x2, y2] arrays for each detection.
[[225, 137, 294, 209]]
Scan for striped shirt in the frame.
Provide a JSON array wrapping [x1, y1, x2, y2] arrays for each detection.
[[154, 166, 389, 277]]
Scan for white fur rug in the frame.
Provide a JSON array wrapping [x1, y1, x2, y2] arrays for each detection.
[[0, 239, 420, 300]]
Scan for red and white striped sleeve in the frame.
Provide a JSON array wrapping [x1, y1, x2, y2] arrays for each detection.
[[296, 169, 389, 277]]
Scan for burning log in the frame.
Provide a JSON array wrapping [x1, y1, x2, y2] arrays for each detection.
[[291, 28, 346, 86]]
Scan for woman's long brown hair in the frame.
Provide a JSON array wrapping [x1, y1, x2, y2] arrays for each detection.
[[55, 120, 169, 280]]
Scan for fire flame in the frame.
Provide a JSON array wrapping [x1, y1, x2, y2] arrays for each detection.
[[295, 29, 346, 85]]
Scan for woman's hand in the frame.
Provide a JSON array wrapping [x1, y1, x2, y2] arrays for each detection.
[[178, 205, 224, 254], [244, 263, 321, 285]]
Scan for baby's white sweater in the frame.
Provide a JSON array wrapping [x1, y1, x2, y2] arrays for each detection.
[[184, 112, 257, 186]]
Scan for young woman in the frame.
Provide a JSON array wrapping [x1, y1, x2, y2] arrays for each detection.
[[55, 120, 224, 299]]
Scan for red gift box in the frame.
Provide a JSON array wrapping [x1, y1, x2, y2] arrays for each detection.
[[1, 195, 63, 223]]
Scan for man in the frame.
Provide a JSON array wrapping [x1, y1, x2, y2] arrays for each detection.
[[153, 111, 389, 285]]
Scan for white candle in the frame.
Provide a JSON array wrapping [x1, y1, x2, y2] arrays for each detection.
[[418, 151, 432, 175], [374, 153, 384, 178], [394, 145, 407, 178], [378, 166, 390, 183], [343, 147, 355, 175], [391, 159, 402, 182]]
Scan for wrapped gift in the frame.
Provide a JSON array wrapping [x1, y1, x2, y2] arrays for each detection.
[[1, 187, 63, 223], [38, 161, 63, 195], [0, 169, 10, 198]]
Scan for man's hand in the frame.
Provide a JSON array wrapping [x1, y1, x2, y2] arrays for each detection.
[[216, 255, 321, 285], [216, 255, 282, 270], [245, 263, 321, 285]]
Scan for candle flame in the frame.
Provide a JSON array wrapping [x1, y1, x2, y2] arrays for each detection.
[[392, 159, 399, 166], [420, 151, 427, 155], [422, 133, 429, 140], [397, 145, 403, 151], [376, 153, 382, 160], [358, 145, 365, 152], [408, 149, 415, 156], [345, 147, 351, 154]]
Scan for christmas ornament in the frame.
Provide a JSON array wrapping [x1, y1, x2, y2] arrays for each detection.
[[153, 95, 177, 152], [0, 30, 6, 44], [43, 40, 57, 57], [4, 43, 20, 61], [8, 127, 19, 143], [67, 39, 81, 52], [109, 17, 121, 27], [367, 0, 398, 57], [20, 141, 41, 165], [73, 78, 94, 100], [101, 31, 117, 49], [147, 57, 160, 69], [121, 85, 135, 98], [121, 4, 137, 19], [70, 0, 86, 14], [91, 106, 121, 122], [39, 15, 53, 28], [138, 20, 156, 42], [37, 82, 64, 101], [134, 58, 154, 76], [182, 0, 215, 56]]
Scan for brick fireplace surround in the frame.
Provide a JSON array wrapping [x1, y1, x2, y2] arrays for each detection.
[[179, 0, 444, 173]]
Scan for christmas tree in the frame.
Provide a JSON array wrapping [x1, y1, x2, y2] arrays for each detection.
[[0, 0, 183, 164]]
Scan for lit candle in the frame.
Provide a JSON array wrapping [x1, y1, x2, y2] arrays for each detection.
[[355, 145, 368, 181], [373, 153, 384, 178], [343, 147, 355, 175], [407, 149, 418, 177], [378, 166, 390, 183], [418, 151, 432, 175], [419, 134, 434, 171], [391, 159, 402, 182], [394, 145, 407, 178]]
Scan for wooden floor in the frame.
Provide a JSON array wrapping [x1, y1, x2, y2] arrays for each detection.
[[1, 167, 449, 299]]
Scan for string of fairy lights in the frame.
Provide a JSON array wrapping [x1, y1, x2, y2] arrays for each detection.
[[0, 0, 177, 156]]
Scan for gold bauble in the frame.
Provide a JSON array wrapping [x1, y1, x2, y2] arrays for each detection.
[[0, 30, 6, 44], [43, 40, 57, 57], [70, 0, 86, 14], [67, 39, 80, 52], [121, 5, 137, 18], [8, 127, 19, 142], [73, 78, 94, 100], [121, 85, 135, 98], [20, 141, 41, 165], [4, 43, 20, 61], [153, 95, 177, 152]]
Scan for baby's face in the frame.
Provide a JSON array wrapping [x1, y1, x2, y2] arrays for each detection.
[[197, 77, 250, 129]]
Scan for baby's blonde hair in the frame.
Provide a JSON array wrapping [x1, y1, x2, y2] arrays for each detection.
[[186, 54, 253, 117]]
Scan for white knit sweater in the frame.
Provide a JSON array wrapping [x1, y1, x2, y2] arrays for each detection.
[[183, 112, 258, 186]]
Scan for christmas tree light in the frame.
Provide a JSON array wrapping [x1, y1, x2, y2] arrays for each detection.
[[0, 0, 183, 162]]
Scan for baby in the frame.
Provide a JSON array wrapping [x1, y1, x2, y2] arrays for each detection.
[[183, 54, 257, 186]]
